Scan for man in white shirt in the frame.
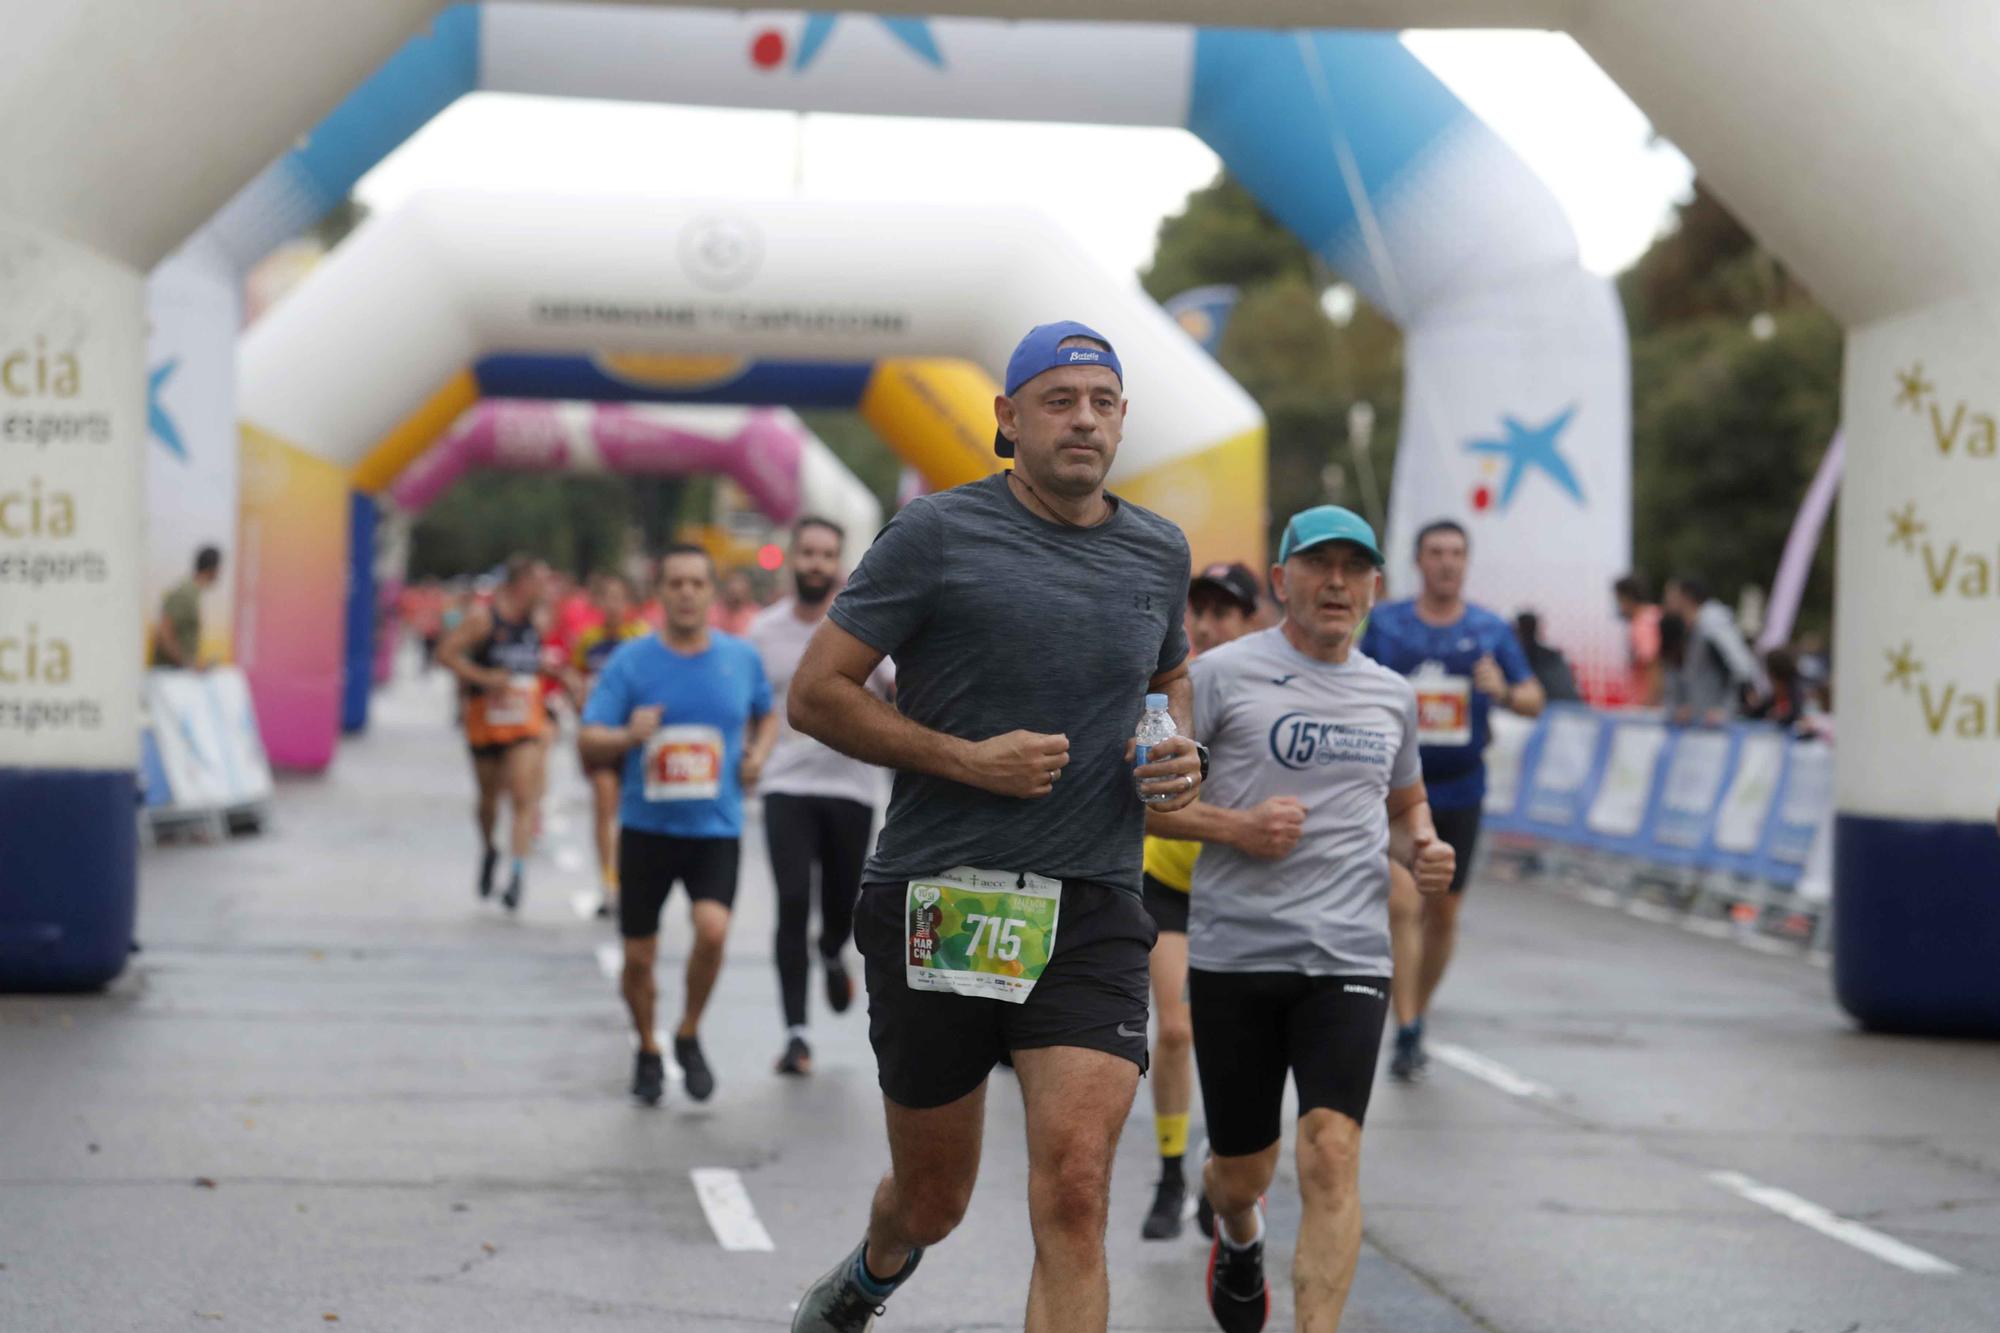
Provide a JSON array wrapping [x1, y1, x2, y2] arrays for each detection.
[[748, 517, 892, 1076]]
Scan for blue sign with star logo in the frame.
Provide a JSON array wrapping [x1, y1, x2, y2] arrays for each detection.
[[794, 15, 944, 71], [1464, 405, 1582, 509]]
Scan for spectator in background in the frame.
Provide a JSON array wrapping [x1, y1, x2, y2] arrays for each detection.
[[711, 566, 760, 636], [1514, 611, 1581, 704], [153, 545, 223, 669], [1662, 576, 1768, 726], [1612, 574, 1663, 706]]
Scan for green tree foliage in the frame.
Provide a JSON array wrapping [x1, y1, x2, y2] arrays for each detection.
[[1620, 185, 1842, 632], [407, 472, 676, 580]]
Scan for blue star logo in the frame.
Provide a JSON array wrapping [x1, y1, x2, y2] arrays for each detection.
[[795, 15, 944, 71], [1464, 406, 1583, 509], [149, 359, 186, 461]]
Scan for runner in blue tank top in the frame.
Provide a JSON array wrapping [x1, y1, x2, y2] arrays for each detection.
[[1358, 519, 1544, 1079]]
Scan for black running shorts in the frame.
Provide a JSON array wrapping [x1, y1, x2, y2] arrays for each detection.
[[1430, 804, 1483, 895], [618, 827, 740, 940], [1190, 969, 1391, 1157], [854, 879, 1156, 1109], [1141, 872, 1190, 935]]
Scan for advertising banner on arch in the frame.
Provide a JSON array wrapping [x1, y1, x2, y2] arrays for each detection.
[[0, 220, 144, 770]]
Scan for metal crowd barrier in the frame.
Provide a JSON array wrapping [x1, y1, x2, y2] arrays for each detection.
[[139, 667, 275, 842], [1481, 704, 1835, 954]]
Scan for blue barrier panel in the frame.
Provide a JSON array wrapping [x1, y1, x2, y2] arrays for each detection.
[[1700, 724, 1790, 879], [139, 728, 173, 810], [1515, 705, 1609, 839], [1576, 714, 1672, 857], [1755, 739, 1834, 884], [1640, 726, 1741, 867], [342, 493, 377, 735]]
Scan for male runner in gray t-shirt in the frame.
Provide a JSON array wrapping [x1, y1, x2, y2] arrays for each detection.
[[1148, 505, 1455, 1333], [786, 321, 1206, 1333]]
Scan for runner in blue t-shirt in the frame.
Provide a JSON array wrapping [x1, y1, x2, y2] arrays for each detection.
[[579, 546, 777, 1107], [1358, 519, 1544, 1080]]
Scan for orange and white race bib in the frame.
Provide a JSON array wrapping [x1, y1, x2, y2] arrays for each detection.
[[483, 674, 538, 729], [642, 725, 725, 802], [1410, 662, 1472, 747]]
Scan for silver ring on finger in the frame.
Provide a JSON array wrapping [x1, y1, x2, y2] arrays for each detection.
[[1183, 773, 1194, 790], [1048, 769, 1058, 783]]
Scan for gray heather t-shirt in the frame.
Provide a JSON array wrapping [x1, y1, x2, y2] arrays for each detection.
[[828, 473, 1190, 896], [1187, 627, 1421, 975]]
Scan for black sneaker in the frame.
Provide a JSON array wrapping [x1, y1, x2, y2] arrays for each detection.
[[478, 846, 499, 899], [632, 1050, 665, 1106], [501, 869, 523, 913], [776, 1035, 812, 1077], [1390, 1024, 1422, 1082], [824, 956, 854, 1015], [1206, 1217, 1270, 1333], [675, 1034, 715, 1102], [1142, 1171, 1186, 1241], [792, 1239, 922, 1332]]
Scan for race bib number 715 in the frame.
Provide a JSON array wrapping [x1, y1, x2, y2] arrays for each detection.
[[906, 867, 1060, 1004]]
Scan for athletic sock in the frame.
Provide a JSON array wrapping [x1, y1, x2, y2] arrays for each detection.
[[788, 1024, 809, 1042], [853, 1244, 911, 1298], [1156, 1111, 1190, 1160], [1219, 1205, 1265, 1251], [1159, 1152, 1185, 1185], [510, 856, 525, 880]]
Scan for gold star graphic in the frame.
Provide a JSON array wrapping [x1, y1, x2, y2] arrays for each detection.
[[1887, 501, 1926, 553], [1893, 362, 1932, 412], [1883, 641, 1923, 692]]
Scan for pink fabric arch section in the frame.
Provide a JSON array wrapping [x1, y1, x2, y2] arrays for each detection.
[[390, 399, 807, 521]]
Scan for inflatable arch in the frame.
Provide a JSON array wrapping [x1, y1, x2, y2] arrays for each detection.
[[11, 1, 1991, 1035], [170, 5, 1630, 688], [236, 189, 1266, 770]]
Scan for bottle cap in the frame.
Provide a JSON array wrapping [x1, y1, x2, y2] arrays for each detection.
[[1144, 693, 1169, 711]]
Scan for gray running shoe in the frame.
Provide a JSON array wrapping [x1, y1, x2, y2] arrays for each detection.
[[792, 1239, 922, 1332]]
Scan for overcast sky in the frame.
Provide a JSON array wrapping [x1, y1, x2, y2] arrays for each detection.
[[359, 29, 1694, 286]]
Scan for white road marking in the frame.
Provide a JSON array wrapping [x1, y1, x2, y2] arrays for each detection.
[[1428, 1043, 1557, 1100], [595, 943, 622, 980], [555, 845, 587, 875], [572, 888, 602, 920], [691, 1168, 775, 1251], [1707, 1171, 1960, 1275]]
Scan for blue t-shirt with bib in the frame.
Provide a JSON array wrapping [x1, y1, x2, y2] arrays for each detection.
[[1358, 600, 1530, 810], [582, 633, 771, 838]]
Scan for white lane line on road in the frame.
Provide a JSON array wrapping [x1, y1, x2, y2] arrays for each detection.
[[555, 845, 587, 875], [692, 1169, 776, 1251], [595, 943, 622, 980], [573, 888, 603, 920], [1428, 1043, 1557, 1100], [1707, 1171, 1960, 1275]]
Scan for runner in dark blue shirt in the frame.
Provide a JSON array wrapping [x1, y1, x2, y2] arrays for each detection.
[[1359, 519, 1543, 1079]]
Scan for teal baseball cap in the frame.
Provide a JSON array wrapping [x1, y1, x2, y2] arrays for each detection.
[[1277, 505, 1385, 566]]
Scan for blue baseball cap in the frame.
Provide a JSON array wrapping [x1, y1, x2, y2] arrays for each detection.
[[994, 320, 1123, 458], [1277, 505, 1385, 566]]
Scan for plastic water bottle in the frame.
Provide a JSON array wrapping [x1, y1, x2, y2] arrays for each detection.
[[1134, 692, 1179, 806]]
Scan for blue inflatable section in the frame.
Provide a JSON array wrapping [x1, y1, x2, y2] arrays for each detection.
[[1834, 816, 2000, 1035], [474, 354, 876, 409], [343, 493, 379, 735], [1188, 30, 1468, 307], [0, 769, 137, 991]]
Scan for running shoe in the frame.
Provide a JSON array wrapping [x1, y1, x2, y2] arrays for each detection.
[[1390, 1024, 1423, 1082], [478, 846, 499, 899], [675, 1034, 715, 1102], [632, 1050, 665, 1106], [776, 1035, 812, 1077], [1142, 1171, 1187, 1241], [825, 956, 854, 1015], [501, 869, 524, 913], [1206, 1210, 1270, 1333], [792, 1239, 923, 1333]]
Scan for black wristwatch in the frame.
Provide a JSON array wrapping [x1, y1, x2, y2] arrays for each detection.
[[1194, 741, 1211, 783]]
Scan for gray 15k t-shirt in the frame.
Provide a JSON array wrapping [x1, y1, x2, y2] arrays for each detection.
[[828, 473, 1191, 896], [1188, 627, 1421, 976]]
